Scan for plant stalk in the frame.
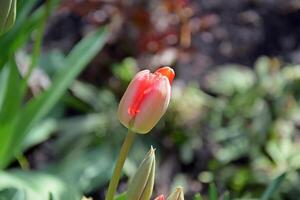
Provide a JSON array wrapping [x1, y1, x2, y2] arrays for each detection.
[[105, 130, 136, 200]]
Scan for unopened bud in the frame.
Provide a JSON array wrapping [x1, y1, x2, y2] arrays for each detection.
[[127, 146, 156, 200], [167, 187, 184, 200]]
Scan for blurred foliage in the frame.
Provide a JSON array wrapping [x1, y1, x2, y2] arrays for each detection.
[[0, 0, 108, 199], [164, 57, 300, 199], [0, 170, 80, 199], [1, 0, 300, 200]]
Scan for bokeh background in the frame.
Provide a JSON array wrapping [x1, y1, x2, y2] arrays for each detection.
[[1, 0, 300, 199]]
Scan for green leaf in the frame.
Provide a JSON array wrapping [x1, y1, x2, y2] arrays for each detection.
[[0, 61, 22, 123], [206, 65, 255, 95], [22, 119, 57, 150], [19, 27, 107, 132], [0, 61, 23, 161], [48, 145, 114, 193], [0, 0, 39, 67], [260, 173, 286, 200], [112, 57, 137, 83], [193, 193, 203, 200], [114, 192, 127, 200], [49, 193, 54, 200], [209, 183, 217, 200], [0, 27, 108, 169], [0, 188, 26, 200], [222, 191, 230, 200], [39, 50, 66, 77], [255, 56, 271, 80], [0, 66, 10, 111], [0, 170, 81, 200]]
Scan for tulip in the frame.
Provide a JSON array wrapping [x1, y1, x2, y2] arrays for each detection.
[[167, 187, 185, 200], [118, 66, 175, 134], [106, 67, 174, 200], [127, 146, 156, 200], [0, 0, 16, 35]]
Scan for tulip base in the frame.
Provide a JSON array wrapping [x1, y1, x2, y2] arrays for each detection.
[[105, 130, 136, 200]]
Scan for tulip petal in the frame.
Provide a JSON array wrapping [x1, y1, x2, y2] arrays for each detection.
[[155, 66, 175, 84], [118, 70, 150, 129], [132, 76, 171, 133]]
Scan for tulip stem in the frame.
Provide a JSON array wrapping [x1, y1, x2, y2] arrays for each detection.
[[105, 130, 136, 200]]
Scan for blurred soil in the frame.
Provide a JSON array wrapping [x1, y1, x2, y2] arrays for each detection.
[[43, 0, 300, 83]]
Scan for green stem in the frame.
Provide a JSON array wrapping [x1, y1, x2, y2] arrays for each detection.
[[27, 0, 51, 78], [21, 0, 52, 97], [105, 130, 136, 200]]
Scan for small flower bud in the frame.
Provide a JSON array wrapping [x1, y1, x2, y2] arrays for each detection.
[[127, 146, 156, 200], [167, 187, 185, 200], [0, 0, 16, 35]]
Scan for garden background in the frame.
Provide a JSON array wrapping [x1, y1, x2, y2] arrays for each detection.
[[1, 0, 300, 199]]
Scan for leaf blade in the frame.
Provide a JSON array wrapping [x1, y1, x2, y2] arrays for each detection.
[[260, 172, 286, 200]]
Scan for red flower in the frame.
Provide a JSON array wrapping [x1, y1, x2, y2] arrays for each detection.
[[118, 66, 175, 133]]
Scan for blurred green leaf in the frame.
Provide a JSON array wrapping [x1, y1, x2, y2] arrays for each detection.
[[0, 67, 9, 109], [49, 145, 114, 192], [22, 119, 57, 150], [260, 173, 286, 200], [222, 191, 230, 200], [0, 170, 81, 200], [209, 183, 217, 200], [40, 50, 65, 74], [193, 193, 203, 200], [0, 188, 26, 200], [112, 57, 137, 83], [0, 27, 108, 169], [206, 65, 255, 95], [0, 61, 22, 123], [114, 192, 127, 200], [0, 0, 58, 69], [70, 81, 98, 105], [255, 56, 270, 80], [0, 61, 23, 163]]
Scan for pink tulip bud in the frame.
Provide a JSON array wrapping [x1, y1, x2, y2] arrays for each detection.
[[154, 195, 165, 200], [118, 66, 175, 134]]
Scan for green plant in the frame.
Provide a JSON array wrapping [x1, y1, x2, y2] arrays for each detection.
[[0, 0, 108, 198]]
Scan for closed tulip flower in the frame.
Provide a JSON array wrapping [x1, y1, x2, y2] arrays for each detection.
[[106, 67, 174, 200], [118, 66, 175, 134]]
